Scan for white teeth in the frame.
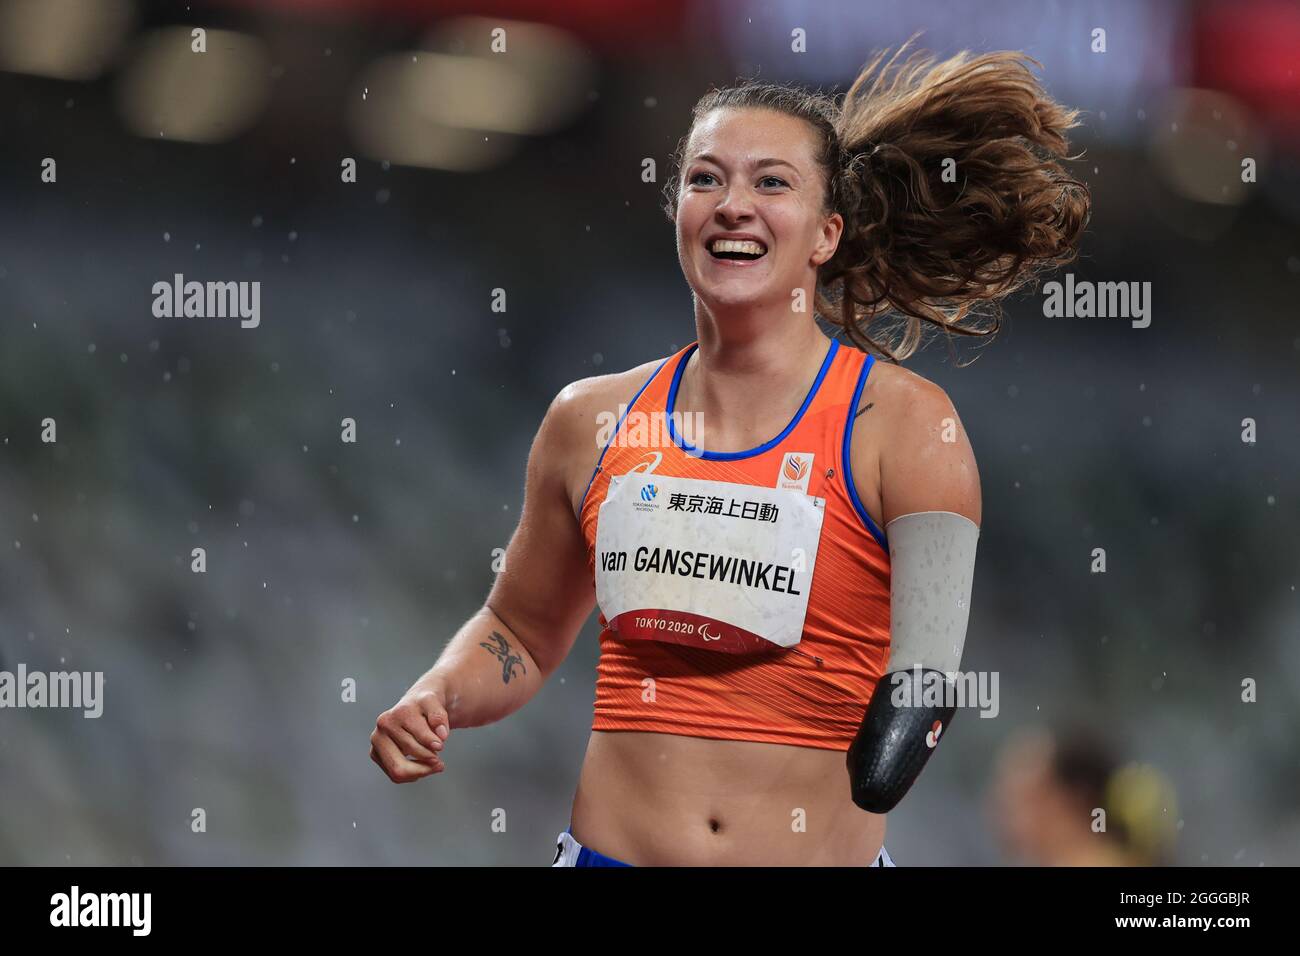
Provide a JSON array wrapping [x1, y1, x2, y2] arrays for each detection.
[[710, 239, 767, 256]]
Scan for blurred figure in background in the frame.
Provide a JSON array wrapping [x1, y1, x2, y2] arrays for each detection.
[[990, 727, 1178, 866]]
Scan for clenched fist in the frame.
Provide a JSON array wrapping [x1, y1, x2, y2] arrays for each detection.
[[370, 679, 452, 783]]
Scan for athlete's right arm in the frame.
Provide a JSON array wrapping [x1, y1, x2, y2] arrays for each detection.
[[369, 381, 600, 783]]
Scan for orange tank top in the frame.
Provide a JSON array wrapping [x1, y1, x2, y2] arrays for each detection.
[[578, 334, 891, 751]]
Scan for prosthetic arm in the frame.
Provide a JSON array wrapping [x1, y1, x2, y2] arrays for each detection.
[[847, 510, 980, 813]]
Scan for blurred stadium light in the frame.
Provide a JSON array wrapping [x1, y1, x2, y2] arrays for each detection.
[[215, 0, 691, 49], [0, 0, 135, 81], [346, 18, 596, 171], [1147, 87, 1264, 207], [115, 27, 272, 143], [420, 17, 595, 135], [347, 53, 522, 171]]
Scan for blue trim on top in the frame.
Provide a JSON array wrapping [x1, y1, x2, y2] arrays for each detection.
[[665, 337, 840, 461], [576, 356, 672, 520], [842, 352, 889, 553]]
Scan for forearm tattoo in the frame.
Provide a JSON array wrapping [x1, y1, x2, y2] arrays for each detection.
[[479, 630, 528, 684]]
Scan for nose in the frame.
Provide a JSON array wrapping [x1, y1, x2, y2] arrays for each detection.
[[714, 183, 756, 224]]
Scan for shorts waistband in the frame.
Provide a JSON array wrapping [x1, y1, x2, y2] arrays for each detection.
[[551, 827, 895, 867], [553, 827, 632, 866]]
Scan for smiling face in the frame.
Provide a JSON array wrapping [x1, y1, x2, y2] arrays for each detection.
[[674, 107, 843, 313]]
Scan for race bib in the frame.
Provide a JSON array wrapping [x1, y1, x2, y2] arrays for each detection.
[[594, 472, 826, 654]]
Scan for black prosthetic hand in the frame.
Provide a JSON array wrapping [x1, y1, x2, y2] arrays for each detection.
[[846, 668, 957, 813]]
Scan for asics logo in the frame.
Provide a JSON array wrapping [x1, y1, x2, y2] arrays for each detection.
[[627, 452, 662, 475]]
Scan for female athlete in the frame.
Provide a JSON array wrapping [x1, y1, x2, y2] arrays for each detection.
[[370, 44, 1089, 866]]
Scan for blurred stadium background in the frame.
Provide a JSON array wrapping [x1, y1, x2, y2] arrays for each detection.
[[0, 0, 1297, 865]]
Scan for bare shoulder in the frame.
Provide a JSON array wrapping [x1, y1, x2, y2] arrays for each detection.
[[850, 358, 957, 456], [861, 358, 953, 411], [554, 358, 662, 419], [549, 358, 664, 451], [852, 358, 981, 528], [545, 357, 667, 512]]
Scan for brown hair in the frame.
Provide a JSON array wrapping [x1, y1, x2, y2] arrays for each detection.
[[663, 42, 1091, 363]]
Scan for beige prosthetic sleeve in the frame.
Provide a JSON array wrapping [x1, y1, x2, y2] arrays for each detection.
[[883, 510, 980, 674]]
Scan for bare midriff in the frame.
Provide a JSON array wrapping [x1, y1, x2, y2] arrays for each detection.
[[569, 729, 887, 866]]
